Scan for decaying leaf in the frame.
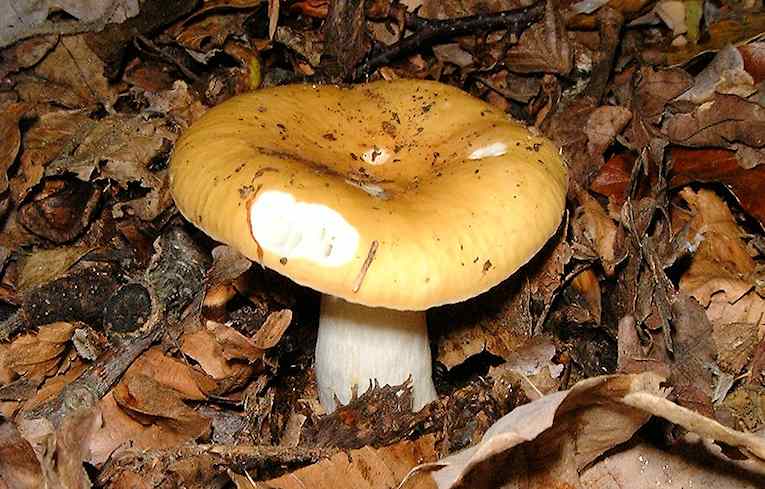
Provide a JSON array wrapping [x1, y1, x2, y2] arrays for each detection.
[[677, 189, 764, 331], [664, 94, 765, 149], [9, 110, 93, 204], [425, 373, 666, 488], [0, 0, 139, 48], [505, 1, 572, 75], [671, 148, 765, 228], [572, 186, 619, 274], [16, 244, 94, 291], [246, 435, 439, 488], [0, 421, 44, 489], [674, 44, 756, 104], [33, 35, 123, 108]]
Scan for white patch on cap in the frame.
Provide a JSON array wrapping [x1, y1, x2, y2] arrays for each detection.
[[361, 146, 390, 165], [250, 191, 359, 267], [468, 142, 508, 160]]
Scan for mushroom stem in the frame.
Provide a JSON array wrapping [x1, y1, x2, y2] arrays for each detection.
[[315, 295, 437, 412]]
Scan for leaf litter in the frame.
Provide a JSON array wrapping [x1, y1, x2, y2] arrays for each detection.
[[2, 0, 765, 488]]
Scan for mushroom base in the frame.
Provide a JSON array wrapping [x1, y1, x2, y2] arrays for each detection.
[[315, 295, 437, 412]]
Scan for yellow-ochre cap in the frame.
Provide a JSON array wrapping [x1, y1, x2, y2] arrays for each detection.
[[170, 79, 568, 311]]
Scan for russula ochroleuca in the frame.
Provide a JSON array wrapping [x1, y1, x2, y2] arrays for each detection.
[[169, 79, 568, 412]]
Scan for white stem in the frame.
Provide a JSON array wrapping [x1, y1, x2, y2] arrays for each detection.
[[315, 295, 437, 412]]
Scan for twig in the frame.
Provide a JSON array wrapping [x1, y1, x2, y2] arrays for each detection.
[[352, 240, 379, 293], [352, 2, 546, 81]]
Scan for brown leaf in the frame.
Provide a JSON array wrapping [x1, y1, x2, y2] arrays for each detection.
[[658, 12, 765, 66], [623, 67, 692, 149], [247, 435, 439, 489], [572, 186, 619, 274], [675, 44, 756, 105], [0, 35, 58, 78], [252, 309, 292, 349], [181, 321, 257, 388], [56, 408, 99, 489], [0, 103, 27, 195], [580, 432, 765, 488], [585, 105, 632, 157], [505, 1, 572, 75], [0, 421, 43, 489], [663, 94, 765, 148], [427, 373, 665, 488], [33, 35, 122, 108], [8, 322, 76, 382], [589, 153, 636, 212], [125, 348, 210, 401], [16, 244, 94, 292], [45, 113, 176, 221], [10, 110, 93, 204], [738, 42, 765, 84], [113, 373, 211, 438], [670, 147, 765, 228], [17, 178, 101, 243]]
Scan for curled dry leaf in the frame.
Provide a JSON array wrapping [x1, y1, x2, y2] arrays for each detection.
[[675, 188, 765, 372], [425, 372, 666, 488], [580, 431, 765, 488], [663, 94, 765, 149], [0, 35, 58, 78], [113, 373, 211, 440], [675, 44, 756, 104], [8, 322, 76, 382], [16, 245, 93, 291], [17, 178, 101, 243], [572, 186, 619, 275], [125, 348, 210, 401], [0, 103, 27, 196], [252, 309, 293, 349]]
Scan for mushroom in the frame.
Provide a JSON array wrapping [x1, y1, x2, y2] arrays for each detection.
[[169, 80, 568, 412]]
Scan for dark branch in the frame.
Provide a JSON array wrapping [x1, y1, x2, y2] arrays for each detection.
[[352, 2, 546, 81]]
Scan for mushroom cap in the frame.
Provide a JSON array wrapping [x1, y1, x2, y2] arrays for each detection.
[[170, 79, 567, 311]]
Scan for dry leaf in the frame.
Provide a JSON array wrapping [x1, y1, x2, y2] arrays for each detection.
[[663, 94, 765, 149], [8, 322, 76, 382], [676, 188, 765, 368], [9, 110, 93, 204], [16, 245, 94, 291], [426, 373, 666, 488], [0, 35, 58, 78], [580, 432, 765, 488], [125, 348, 210, 401], [572, 186, 619, 274], [245, 435, 439, 488], [45, 113, 176, 221], [738, 42, 765, 84], [505, 1, 572, 75], [0, 421, 44, 489], [33, 35, 122, 108], [113, 374, 211, 439], [252, 309, 292, 349], [0, 103, 27, 195], [181, 321, 258, 387], [0, 1, 139, 48], [56, 408, 100, 489], [670, 147, 765, 228], [585, 105, 632, 158], [675, 44, 756, 104]]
